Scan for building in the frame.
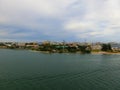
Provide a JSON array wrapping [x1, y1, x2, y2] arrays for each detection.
[[111, 43, 120, 51], [91, 43, 102, 51]]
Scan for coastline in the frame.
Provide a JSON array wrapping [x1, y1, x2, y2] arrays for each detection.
[[30, 50, 120, 55], [91, 51, 120, 55], [1, 48, 120, 55]]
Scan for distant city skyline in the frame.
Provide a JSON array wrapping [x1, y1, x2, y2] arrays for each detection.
[[0, 0, 120, 42]]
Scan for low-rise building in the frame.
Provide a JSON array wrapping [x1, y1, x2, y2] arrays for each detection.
[[91, 44, 102, 51], [111, 43, 120, 51], [17, 42, 26, 48], [26, 42, 39, 49]]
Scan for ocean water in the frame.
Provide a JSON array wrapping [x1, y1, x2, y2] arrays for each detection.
[[0, 49, 120, 90]]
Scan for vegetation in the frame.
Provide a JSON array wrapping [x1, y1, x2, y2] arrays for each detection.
[[0, 42, 118, 54], [38, 43, 92, 54], [101, 44, 112, 52]]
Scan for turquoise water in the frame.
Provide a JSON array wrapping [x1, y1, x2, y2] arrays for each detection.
[[0, 49, 120, 90]]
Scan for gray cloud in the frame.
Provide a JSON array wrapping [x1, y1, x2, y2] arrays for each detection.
[[0, 0, 120, 42]]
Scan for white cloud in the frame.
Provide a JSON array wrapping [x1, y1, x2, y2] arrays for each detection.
[[63, 18, 120, 42], [82, 0, 120, 21], [64, 20, 94, 32], [1, 0, 120, 41], [62, 0, 120, 41], [0, 0, 77, 31], [0, 0, 76, 18]]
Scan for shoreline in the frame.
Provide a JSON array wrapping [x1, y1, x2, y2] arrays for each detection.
[[91, 51, 120, 55], [1, 48, 120, 55], [30, 50, 120, 55]]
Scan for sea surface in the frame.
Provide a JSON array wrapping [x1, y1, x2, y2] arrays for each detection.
[[0, 49, 120, 90]]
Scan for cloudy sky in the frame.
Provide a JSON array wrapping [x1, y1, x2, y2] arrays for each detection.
[[0, 0, 120, 42]]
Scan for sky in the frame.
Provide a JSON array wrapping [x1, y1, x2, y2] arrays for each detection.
[[0, 0, 120, 42]]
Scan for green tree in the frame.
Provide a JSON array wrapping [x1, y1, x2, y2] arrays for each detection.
[[78, 45, 91, 54], [101, 44, 112, 51]]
